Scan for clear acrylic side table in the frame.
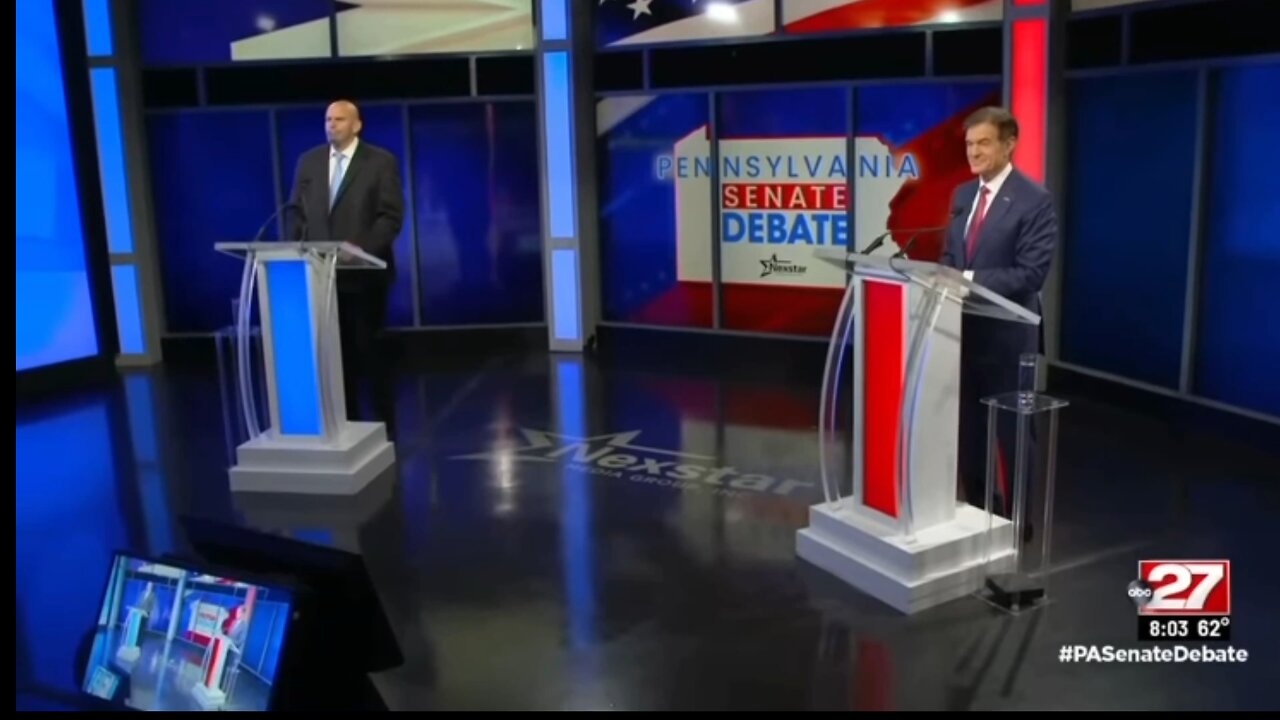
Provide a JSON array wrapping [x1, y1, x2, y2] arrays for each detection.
[[977, 384, 1069, 613]]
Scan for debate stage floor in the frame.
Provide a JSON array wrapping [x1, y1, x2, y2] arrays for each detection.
[[16, 346, 1280, 711]]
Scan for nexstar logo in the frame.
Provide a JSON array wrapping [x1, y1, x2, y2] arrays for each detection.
[[452, 429, 816, 499], [760, 254, 805, 278]]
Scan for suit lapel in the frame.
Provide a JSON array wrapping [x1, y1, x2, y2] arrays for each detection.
[[329, 143, 365, 213]]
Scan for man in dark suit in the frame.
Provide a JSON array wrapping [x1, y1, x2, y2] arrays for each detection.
[[939, 107, 1058, 520], [288, 100, 404, 432]]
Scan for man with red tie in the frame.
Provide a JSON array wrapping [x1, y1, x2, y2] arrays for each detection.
[[939, 107, 1058, 522]]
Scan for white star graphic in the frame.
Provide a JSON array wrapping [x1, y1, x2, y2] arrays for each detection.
[[627, 0, 653, 20]]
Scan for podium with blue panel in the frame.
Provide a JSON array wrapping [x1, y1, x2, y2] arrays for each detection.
[[215, 242, 395, 494]]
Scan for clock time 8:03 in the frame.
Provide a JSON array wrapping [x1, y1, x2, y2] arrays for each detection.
[[1138, 616, 1231, 641]]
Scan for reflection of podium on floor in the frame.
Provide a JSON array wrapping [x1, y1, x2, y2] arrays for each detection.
[[214, 242, 396, 495], [797, 249, 1043, 613]]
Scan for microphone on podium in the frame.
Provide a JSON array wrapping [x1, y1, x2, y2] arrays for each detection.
[[858, 230, 894, 256], [294, 179, 312, 250], [250, 200, 304, 243], [892, 207, 966, 259]]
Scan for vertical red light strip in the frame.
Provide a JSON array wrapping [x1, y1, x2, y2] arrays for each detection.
[[1011, 18, 1047, 184], [863, 280, 905, 518]]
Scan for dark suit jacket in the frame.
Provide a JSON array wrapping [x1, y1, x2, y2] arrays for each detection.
[[287, 139, 404, 289], [939, 167, 1058, 362]]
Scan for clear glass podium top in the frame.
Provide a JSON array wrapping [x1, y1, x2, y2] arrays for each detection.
[[214, 241, 387, 270], [813, 247, 1040, 326]]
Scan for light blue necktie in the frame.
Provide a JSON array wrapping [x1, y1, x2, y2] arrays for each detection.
[[330, 151, 346, 208]]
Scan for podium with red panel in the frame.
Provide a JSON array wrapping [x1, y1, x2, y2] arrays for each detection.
[[796, 248, 1041, 613]]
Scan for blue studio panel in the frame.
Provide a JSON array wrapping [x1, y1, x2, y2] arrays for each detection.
[[540, 0, 568, 41], [147, 111, 276, 333], [1196, 64, 1280, 417], [82, 0, 113, 56], [542, 52, 578, 239], [89, 68, 134, 254], [551, 248, 581, 342], [16, 0, 100, 370], [275, 104, 415, 327], [1062, 72, 1197, 389], [409, 102, 545, 325]]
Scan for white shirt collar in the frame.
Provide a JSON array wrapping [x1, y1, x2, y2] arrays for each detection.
[[331, 136, 359, 160], [979, 161, 1014, 198]]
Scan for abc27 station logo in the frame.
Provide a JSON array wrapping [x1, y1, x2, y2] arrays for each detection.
[[1128, 560, 1231, 642]]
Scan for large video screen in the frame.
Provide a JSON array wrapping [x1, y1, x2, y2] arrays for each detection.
[[854, 82, 1000, 263], [597, 93, 713, 327], [597, 82, 998, 335], [597, 0, 774, 47], [140, 0, 333, 65], [336, 0, 533, 56], [139, 0, 536, 64], [716, 87, 850, 335], [16, 0, 101, 370], [82, 554, 294, 711], [782, 0, 1002, 34]]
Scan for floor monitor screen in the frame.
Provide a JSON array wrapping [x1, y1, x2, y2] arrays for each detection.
[[81, 553, 294, 711]]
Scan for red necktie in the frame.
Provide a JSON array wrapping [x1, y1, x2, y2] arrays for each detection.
[[966, 186, 990, 263]]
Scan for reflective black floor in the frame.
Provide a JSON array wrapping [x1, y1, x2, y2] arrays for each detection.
[[15, 349, 1280, 710]]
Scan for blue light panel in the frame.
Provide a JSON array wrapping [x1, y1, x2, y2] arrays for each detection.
[[90, 68, 133, 254], [541, 52, 577, 239], [540, 0, 568, 42], [551, 248, 581, 342], [264, 260, 322, 436], [83, 0, 113, 56], [110, 264, 145, 355]]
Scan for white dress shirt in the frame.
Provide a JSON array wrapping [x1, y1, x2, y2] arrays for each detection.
[[963, 161, 1014, 280], [330, 136, 359, 192]]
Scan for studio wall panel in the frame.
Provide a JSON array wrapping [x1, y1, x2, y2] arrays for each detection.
[[147, 110, 276, 334], [409, 102, 544, 325], [1195, 64, 1280, 417], [1061, 72, 1196, 390]]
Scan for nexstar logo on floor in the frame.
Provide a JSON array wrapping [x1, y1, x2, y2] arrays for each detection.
[[452, 429, 816, 499]]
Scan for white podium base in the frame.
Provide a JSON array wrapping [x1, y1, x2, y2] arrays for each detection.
[[229, 422, 395, 495], [114, 645, 141, 671], [796, 502, 1015, 614], [190, 683, 227, 710]]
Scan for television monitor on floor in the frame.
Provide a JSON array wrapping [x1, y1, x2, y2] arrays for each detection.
[[178, 515, 402, 674], [80, 552, 297, 712]]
